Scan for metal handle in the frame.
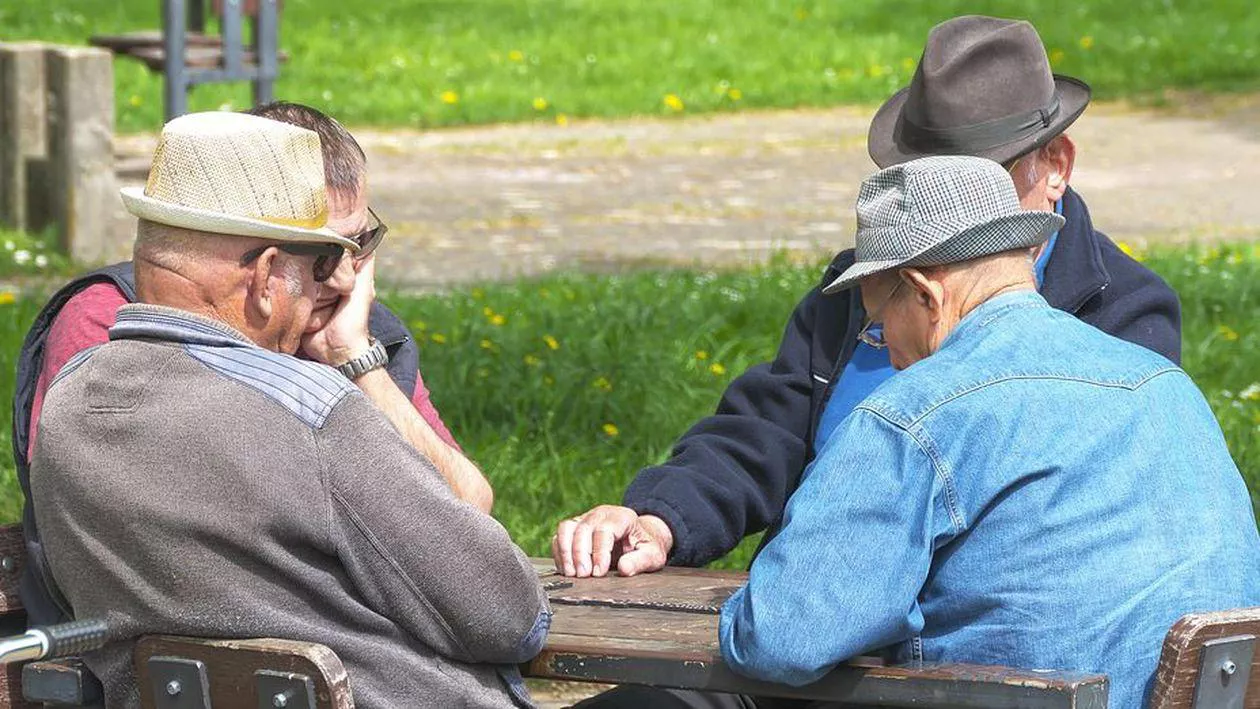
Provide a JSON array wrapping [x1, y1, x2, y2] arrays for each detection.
[[0, 619, 108, 664]]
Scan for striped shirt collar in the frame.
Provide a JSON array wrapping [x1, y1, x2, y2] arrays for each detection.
[[110, 304, 257, 349]]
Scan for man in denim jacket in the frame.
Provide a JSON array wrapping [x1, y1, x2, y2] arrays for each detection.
[[714, 156, 1260, 708]]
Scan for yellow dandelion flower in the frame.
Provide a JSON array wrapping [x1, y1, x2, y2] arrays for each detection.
[[430, 333, 448, 344], [1218, 325, 1240, 342], [128, 94, 143, 107], [1079, 35, 1094, 50], [490, 314, 506, 326], [901, 57, 915, 72], [0, 291, 15, 306], [479, 339, 495, 350], [440, 90, 459, 105], [508, 49, 525, 63], [709, 363, 727, 376], [695, 350, 709, 360], [532, 97, 548, 111], [727, 88, 742, 101], [593, 376, 613, 392], [471, 287, 485, 300], [543, 335, 560, 350], [602, 423, 620, 437], [555, 113, 569, 127], [483, 306, 495, 317], [1048, 49, 1065, 66], [524, 354, 542, 367], [663, 94, 685, 112], [1116, 241, 1136, 257], [410, 319, 428, 331]]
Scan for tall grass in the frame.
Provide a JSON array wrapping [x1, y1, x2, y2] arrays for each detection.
[[3, 0, 1259, 133], [2, 244, 1255, 568]]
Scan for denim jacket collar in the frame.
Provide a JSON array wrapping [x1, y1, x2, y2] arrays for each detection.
[[940, 290, 1048, 352], [109, 304, 256, 349]]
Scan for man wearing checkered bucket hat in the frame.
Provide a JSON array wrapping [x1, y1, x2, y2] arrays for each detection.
[[28, 112, 549, 709], [713, 156, 1259, 709]]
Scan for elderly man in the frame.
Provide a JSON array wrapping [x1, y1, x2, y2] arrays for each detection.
[[13, 101, 488, 627], [716, 156, 1259, 707], [29, 112, 548, 708], [554, 14, 1181, 583]]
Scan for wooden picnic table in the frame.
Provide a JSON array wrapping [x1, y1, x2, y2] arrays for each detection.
[[523, 559, 1109, 709]]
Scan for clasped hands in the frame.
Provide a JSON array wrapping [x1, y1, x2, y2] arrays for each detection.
[[551, 505, 674, 577]]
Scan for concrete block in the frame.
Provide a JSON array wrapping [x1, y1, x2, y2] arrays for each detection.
[[0, 42, 48, 231], [45, 46, 117, 263]]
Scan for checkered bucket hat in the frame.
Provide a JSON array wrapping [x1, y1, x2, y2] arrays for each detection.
[[822, 155, 1065, 293]]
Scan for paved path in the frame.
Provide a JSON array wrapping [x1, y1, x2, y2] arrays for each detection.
[[113, 93, 1260, 288], [111, 93, 1260, 289]]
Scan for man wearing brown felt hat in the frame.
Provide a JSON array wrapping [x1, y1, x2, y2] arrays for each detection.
[[560, 15, 1185, 709]]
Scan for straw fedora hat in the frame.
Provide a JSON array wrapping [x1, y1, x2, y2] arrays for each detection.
[[121, 111, 359, 251], [867, 16, 1091, 168], [822, 156, 1063, 293]]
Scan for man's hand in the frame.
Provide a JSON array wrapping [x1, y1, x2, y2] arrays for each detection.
[[552, 505, 674, 578], [302, 255, 376, 366]]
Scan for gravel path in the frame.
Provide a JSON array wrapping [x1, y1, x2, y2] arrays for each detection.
[[109, 93, 1260, 290]]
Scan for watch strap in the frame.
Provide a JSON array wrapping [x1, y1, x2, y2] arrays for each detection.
[[335, 338, 389, 380]]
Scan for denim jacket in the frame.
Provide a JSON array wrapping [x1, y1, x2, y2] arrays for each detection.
[[718, 291, 1258, 708]]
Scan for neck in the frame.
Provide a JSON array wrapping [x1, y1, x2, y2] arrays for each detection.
[[135, 262, 278, 350]]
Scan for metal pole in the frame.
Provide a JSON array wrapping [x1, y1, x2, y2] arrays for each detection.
[[162, 0, 189, 121]]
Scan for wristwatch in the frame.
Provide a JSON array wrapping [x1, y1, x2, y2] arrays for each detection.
[[335, 338, 389, 380]]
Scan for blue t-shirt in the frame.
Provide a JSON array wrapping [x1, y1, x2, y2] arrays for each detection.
[[813, 199, 1063, 452]]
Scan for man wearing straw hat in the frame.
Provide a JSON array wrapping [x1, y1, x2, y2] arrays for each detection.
[[13, 102, 490, 628], [28, 112, 549, 708]]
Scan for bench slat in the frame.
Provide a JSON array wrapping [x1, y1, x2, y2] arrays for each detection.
[[1150, 607, 1260, 709]]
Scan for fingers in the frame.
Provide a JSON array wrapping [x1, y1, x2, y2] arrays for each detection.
[[617, 541, 667, 577], [553, 517, 580, 577], [552, 506, 637, 578], [591, 527, 617, 577]]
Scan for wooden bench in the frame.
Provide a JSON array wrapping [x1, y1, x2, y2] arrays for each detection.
[[89, 0, 284, 121], [0, 522, 1255, 707]]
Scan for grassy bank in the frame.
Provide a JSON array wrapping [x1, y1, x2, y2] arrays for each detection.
[[1, 243, 1257, 568], [3, 0, 1259, 133]]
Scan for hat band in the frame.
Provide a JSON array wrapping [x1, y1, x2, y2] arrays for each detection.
[[258, 208, 329, 230], [901, 93, 1062, 154]]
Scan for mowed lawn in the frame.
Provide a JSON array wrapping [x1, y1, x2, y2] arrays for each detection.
[[1, 244, 1257, 569], [2, 0, 1258, 133]]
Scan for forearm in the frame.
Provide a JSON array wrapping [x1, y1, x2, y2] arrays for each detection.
[[354, 368, 494, 512]]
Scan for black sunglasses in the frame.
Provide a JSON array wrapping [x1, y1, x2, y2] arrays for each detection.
[[350, 206, 388, 260], [240, 242, 346, 283]]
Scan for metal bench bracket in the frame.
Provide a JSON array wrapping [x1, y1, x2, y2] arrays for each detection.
[[148, 656, 211, 709], [1193, 634, 1254, 709], [255, 669, 316, 709]]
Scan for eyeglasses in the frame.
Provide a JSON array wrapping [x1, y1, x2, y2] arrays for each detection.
[[240, 242, 346, 283], [349, 206, 388, 260], [856, 278, 905, 349]]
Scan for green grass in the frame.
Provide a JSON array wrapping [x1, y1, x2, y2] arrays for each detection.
[[2, 244, 1258, 569], [3, 0, 1259, 134]]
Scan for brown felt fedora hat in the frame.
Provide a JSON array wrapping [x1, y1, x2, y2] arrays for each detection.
[[867, 15, 1091, 168]]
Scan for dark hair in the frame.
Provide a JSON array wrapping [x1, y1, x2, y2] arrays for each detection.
[[247, 101, 366, 195]]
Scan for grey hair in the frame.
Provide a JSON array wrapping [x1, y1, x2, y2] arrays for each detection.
[[247, 101, 366, 195]]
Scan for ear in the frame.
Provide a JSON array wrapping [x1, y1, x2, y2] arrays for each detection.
[[245, 247, 279, 322], [1042, 134, 1076, 203], [901, 267, 945, 324]]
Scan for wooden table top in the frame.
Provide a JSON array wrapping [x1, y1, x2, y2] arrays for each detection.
[[523, 559, 1109, 708]]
